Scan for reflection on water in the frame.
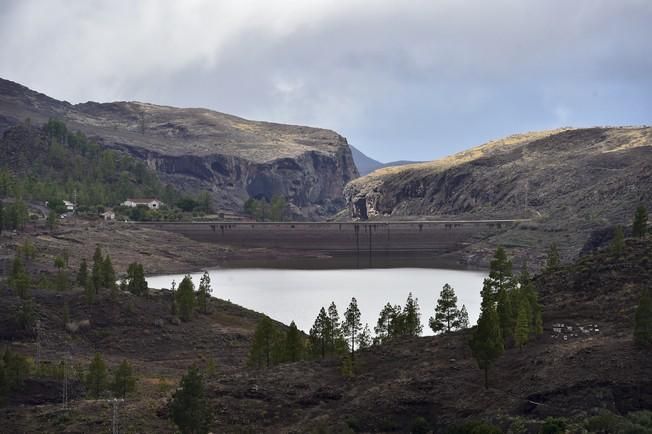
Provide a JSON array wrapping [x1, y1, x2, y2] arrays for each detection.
[[147, 268, 486, 336]]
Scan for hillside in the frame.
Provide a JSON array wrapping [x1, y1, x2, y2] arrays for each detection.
[[345, 127, 652, 265], [2, 237, 649, 433], [0, 78, 359, 219]]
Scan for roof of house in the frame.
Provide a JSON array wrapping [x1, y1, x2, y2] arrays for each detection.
[[124, 198, 163, 203]]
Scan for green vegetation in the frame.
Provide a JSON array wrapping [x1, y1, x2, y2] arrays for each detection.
[[77, 258, 88, 287], [9, 255, 30, 298], [0, 119, 177, 209], [545, 243, 560, 271], [176, 275, 196, 321], [430, 283, 462, 334], [611, 226, 625, 256], [342, 297, 362, 362], [196, 271, 212, 314], [0, 199, 28, 231], [243, 195, 287, 221], [470, 247, 543, 387], [285, 321, 304, 362], [126, 262, 148, 296], [634, 288, 652, 348], [633, 205, 648, 238], [0, 349, 30, 405], [111, 360, 137, 398], [85, 353, 108, 398], [470, 304, 503, 389], [248, 316, 279, 368], [170, 367, 211, 434]]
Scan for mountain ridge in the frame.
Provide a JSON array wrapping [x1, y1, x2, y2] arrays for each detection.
[[0, 78, 359, 218]]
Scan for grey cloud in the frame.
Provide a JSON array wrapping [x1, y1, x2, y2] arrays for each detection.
[[0, 0, 650, 161]]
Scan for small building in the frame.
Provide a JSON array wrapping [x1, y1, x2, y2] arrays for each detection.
[[101, 210, 116, 220], [121, 198, 164, 210], [63, 200, 75, 211]]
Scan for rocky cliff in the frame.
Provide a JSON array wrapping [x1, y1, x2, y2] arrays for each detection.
[[345, 127, 652, 262], [0, 78, 358, 218]]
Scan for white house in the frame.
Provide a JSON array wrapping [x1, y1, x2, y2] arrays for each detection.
[[121, 198, 164, 210], [101, 210, 116, 220], [63, 200, 75, 211]]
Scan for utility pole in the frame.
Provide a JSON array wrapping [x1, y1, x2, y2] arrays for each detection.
[[62, 352, 71, 410], [110, 398, 125, 434]]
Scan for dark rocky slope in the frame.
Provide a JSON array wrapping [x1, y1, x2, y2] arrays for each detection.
[[0, 78, 358, 218], [184, 238, 652, 433], [345, 127, 652, 265]]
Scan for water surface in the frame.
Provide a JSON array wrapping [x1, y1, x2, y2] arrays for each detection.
[[147, 268, 486, 336]]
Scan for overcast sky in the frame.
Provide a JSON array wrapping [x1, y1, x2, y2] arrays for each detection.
[[1, 0, 651, 162]]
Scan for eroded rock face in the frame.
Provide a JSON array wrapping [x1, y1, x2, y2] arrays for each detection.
[[0, 77, 359, 218]]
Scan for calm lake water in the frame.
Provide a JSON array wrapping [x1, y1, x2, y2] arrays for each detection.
[[146, 268, 486, 336]]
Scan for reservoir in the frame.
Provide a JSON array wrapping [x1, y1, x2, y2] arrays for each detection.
[[147, 268, 486, 336]]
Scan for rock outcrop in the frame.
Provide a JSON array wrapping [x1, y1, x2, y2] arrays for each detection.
[[0, 78, 358, 218], [345, 127, 651, 220], [345, 127, 652, 262]]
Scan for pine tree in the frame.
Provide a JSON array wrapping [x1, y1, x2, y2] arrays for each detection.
[[126, 262, 148, 296], [86, 352, 108, 398], [403, 292, 423, 336], [632, 205, 648, 238], [520, 267, 543, 336], [496, 288, 514, 341], [9, 255, 30, 299], [343, 297, 362, 361], [545, 243, 560, 271], [514, 299, 530, 349], [358, 323, 372, 350], [309, 307, 329, 358], [176, 275, 195, 322], [248, 316, 277, 368], [92, 246, 103, 293], [77, 258, 88, 287], [430, 283, 461, 334], [170, 367, 211, 434], [481, 247, 514, 307], [470, 306, 503, 389], [634, 289, 652, 348], [327, 302, 344, 353], [102, 255, 116, 290], [611, 226, 625, 256], [111, 360, 136, 398], [197, 271, 212, 314], [458, 305, 470, 329], [374, 303, 398, 344], [285, 321, 303, 362]]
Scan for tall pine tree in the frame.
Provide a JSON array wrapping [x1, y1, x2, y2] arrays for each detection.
[[403, 292, 423, 336], [343, 298, 362, 361], [309, 307, 329, 358], [430, 283, 461, 334], [470, 305, 503, 389], [514, 299, 530, 350], [176, 275, 195, 322], [197, 271, 212, 314], [170, 367, 211, 434]]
